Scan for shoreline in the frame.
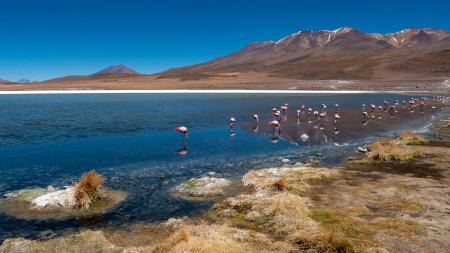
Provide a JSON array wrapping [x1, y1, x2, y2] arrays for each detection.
[[0, 89, 444, 95], [1, 132, 449, 252]]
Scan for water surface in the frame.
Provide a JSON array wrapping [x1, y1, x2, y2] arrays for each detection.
[[0, 93, 440, 240]]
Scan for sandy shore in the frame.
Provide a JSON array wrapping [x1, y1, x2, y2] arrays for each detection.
[[0, 89, 443, 95], [1, 72, 449, 92]]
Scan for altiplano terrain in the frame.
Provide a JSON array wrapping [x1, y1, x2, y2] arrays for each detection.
[[1, 28, 450, 91]]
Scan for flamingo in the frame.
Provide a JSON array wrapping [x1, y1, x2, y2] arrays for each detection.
[[362, 111, 369, 125], [389, 105, 396, 117], [333, 114, 340, 134], [321, 104, 327, 116], [419, 101, 425, 113], [300, 104, 305, 114], [253, 114, 259, 124], [280, 103, 289, 114], [377, 106, 383, 119], [272, 111, 279, 120], [319, 112, 326, 129], [268, 120, 281, 135], [307, 108, 313, 122], [175, 126, 188, 137], [314, 110, 319, 121]]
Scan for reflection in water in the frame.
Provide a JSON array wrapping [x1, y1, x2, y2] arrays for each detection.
[[0, 93, 447, 241], [176, 140, 188, 155], [244, 96, 447, 147]]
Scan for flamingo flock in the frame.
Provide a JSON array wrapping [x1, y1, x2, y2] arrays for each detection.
[[174, 95, 447, 153]]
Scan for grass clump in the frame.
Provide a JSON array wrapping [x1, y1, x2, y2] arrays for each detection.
[[383, 197, 425, 214], [74, 170, 104, 210], [367, 140, 421, 161], [152, 224, 294, 253], [293, 210, 366, 253], [272, 177, 287, 191], [399, 130, 428, 145]]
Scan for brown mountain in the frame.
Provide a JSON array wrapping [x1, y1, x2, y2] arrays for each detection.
[[0, 79, 15, 84], [92, 65, 139, 76], [45, 65, 141, 82], [159, 27, 450, 80]]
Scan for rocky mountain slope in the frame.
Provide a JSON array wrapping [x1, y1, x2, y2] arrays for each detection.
[[159, 27, 450, 80]]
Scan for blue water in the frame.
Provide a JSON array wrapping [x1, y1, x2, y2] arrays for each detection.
[[0, 93, 439, 240]]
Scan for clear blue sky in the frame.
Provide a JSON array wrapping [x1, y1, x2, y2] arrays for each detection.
[[1, 0, 449, 81]]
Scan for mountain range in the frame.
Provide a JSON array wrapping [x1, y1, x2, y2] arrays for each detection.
[[0, 65, 140, 84], [159, 27, 450, 80], [2, 28, 450, 85]]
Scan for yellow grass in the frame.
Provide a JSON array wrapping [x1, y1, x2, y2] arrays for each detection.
[[367, 140, 421, 161], [74, 170, 104, 210], [272, 177, 287, 191], [399, 130, 428, 145], [152, 224, 294, 253]]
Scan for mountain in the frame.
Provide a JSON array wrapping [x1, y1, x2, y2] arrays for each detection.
[[16, 79, 34, 84], [91, 65, 139, 76], [45, 65, 140, 82], [159, 27, 450, 80], [0, 79, 13, 84]]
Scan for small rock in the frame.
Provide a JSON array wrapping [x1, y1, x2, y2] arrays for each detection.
[[316, 153, 323, 157], [164, 218, 184, 229], [245, 211, 262, 222], [175, 176, 232, 198], [207, 172, 216, 177], [358, 147, 368, 153], [300, 133, 309, 142], [281, 159, 290, 163]]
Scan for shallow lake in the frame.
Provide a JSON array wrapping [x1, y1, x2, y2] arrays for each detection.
[[0, 93, 443, 240]]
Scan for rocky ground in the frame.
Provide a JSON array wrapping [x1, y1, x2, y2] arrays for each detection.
[[1, 127, 449, 252]]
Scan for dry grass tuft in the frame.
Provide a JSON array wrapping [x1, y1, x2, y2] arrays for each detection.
[[371, 218, 422, 235], [382, 197, 425, 214], [294, 227, 359, 253], [290, 210, 366, 253], [74, 170, 104, 210], [272, 177, 287, 191], [399, 130, 428, 145], [152, 223, 294, 253], [251, 192, 318, 239], [367, 140, 421, 161]]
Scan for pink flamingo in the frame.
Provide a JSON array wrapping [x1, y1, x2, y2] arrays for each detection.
[[307, 108, 313, 122], [334, 114, 340, 134], [175, 126, 188, 137], [268, 120, 281, 135]]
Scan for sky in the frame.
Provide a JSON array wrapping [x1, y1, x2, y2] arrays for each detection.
[[1, 0, 449, 81]]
